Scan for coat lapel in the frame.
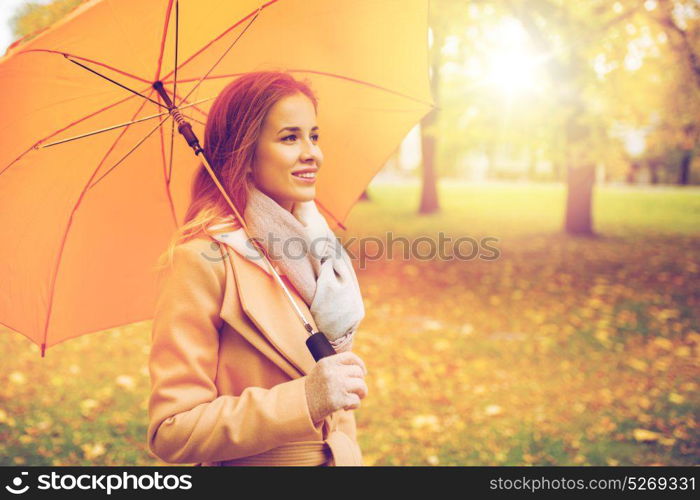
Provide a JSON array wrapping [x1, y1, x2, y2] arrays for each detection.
[[219, 245, 318, 377]]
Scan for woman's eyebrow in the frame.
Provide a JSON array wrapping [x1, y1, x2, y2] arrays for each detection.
[[277, 126, 319, 134]]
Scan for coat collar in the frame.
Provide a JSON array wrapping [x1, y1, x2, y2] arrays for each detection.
[[212, 224, 318, 377]]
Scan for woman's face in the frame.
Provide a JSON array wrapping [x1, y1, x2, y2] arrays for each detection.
[[251, 92, 322, 211]]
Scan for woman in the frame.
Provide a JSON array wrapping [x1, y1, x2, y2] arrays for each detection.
[[147, 71, 368, 466]]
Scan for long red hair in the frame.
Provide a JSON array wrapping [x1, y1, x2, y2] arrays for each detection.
[[155, 71, 318, 271]]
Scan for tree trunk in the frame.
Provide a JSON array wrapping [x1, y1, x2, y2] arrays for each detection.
[[678, 150, 692, 185], [563, 98, 595, 236], [649, 159, 659, 185], [528, 146, 537, 180], [565, 164, 595, 235], [419, 131, 439, 213], [626, 162, 639, 184], [418, 28, 441, 215]]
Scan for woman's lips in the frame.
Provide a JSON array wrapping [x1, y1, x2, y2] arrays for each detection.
[[291, 171, 317, 183]]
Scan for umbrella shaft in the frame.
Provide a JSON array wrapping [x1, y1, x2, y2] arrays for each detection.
[[153, 81, 202, 155]]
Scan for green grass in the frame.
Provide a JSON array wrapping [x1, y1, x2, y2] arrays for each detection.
[[348, 180, 700, 238]]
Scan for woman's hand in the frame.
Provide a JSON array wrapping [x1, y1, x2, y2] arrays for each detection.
[[304, 351, 368, 425]]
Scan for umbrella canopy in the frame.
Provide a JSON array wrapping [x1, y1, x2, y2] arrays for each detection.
[[0, 0, 433, 353]]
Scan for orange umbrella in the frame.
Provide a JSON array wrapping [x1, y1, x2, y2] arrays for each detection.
[[0, 0, 433, 356]]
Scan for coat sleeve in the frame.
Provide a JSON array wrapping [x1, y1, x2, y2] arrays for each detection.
[[147, 242, 324, 464]]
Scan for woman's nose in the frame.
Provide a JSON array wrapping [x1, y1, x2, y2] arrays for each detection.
[[300, 142, 321, 162]]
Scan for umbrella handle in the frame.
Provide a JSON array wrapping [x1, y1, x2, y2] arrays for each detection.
[[306, 332, 336, 362]]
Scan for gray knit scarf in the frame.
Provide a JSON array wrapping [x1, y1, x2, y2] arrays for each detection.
[[238, 185, 365, 343]]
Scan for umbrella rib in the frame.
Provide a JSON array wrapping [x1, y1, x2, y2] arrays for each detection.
[[17, 49, 150, 83], [176, 2, 264, 106], [166, 88, 211, 120], [167, 111, 176, 184], [0, 91, 143, 178], [66, 57, 166, 109], [154, 0, 175, 82], [39, 111, 170, 148], [41, 97, 152, 354], [36, 98, 211, 149], [170, 69, 435, 108], [181, 114, 206, 127], [87, 113, 171, 191], [157, 86, 215, 181], [158, 119, 178, 226], [173, 0, 179, 101], [343, 66, 434, 106], [168, 0, 180, 184], [161, 0, 278, 82]]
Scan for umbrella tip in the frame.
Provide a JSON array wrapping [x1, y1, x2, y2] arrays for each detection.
[[41, 343, 46, 358]]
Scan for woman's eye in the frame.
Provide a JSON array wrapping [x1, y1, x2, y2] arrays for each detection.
[[282, 134, 319, 142]]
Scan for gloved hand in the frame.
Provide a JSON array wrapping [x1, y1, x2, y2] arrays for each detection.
[[304, 351, 368, 425]]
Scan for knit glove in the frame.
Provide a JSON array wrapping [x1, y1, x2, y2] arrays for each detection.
[[304, 352, 368, 424]]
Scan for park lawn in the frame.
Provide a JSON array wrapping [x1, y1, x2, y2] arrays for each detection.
[[1, 181, 698, 465]]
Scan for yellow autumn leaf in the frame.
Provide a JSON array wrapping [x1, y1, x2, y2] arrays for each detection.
[[422, 319, 443, 331], [632, 429, 662, 442], [652, 337, 673, 351], [81, 442, 106, 460], [37, 419, 52, 431], [484, 404, 503, 416], [668, 392, 685, 404], [79, 399, 99, 418], [637, 396, 651, 409], [674, 346, 691, 357], [659, 436, 676, 447], [652, 358, 670, 372], [594, 329, 611, 344], [459, 324, 474, 336], [411, 414, 440, 432], [627, 359, 648, 371], [680, 381, 697, 392], [115, 375, 136, 391]]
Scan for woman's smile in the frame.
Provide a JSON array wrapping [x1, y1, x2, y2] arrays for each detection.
[[291, 168, 318, 183], [252, 92, 323, 211]]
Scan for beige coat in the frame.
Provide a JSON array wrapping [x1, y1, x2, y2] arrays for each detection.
[[147, 234, 363, 466]]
